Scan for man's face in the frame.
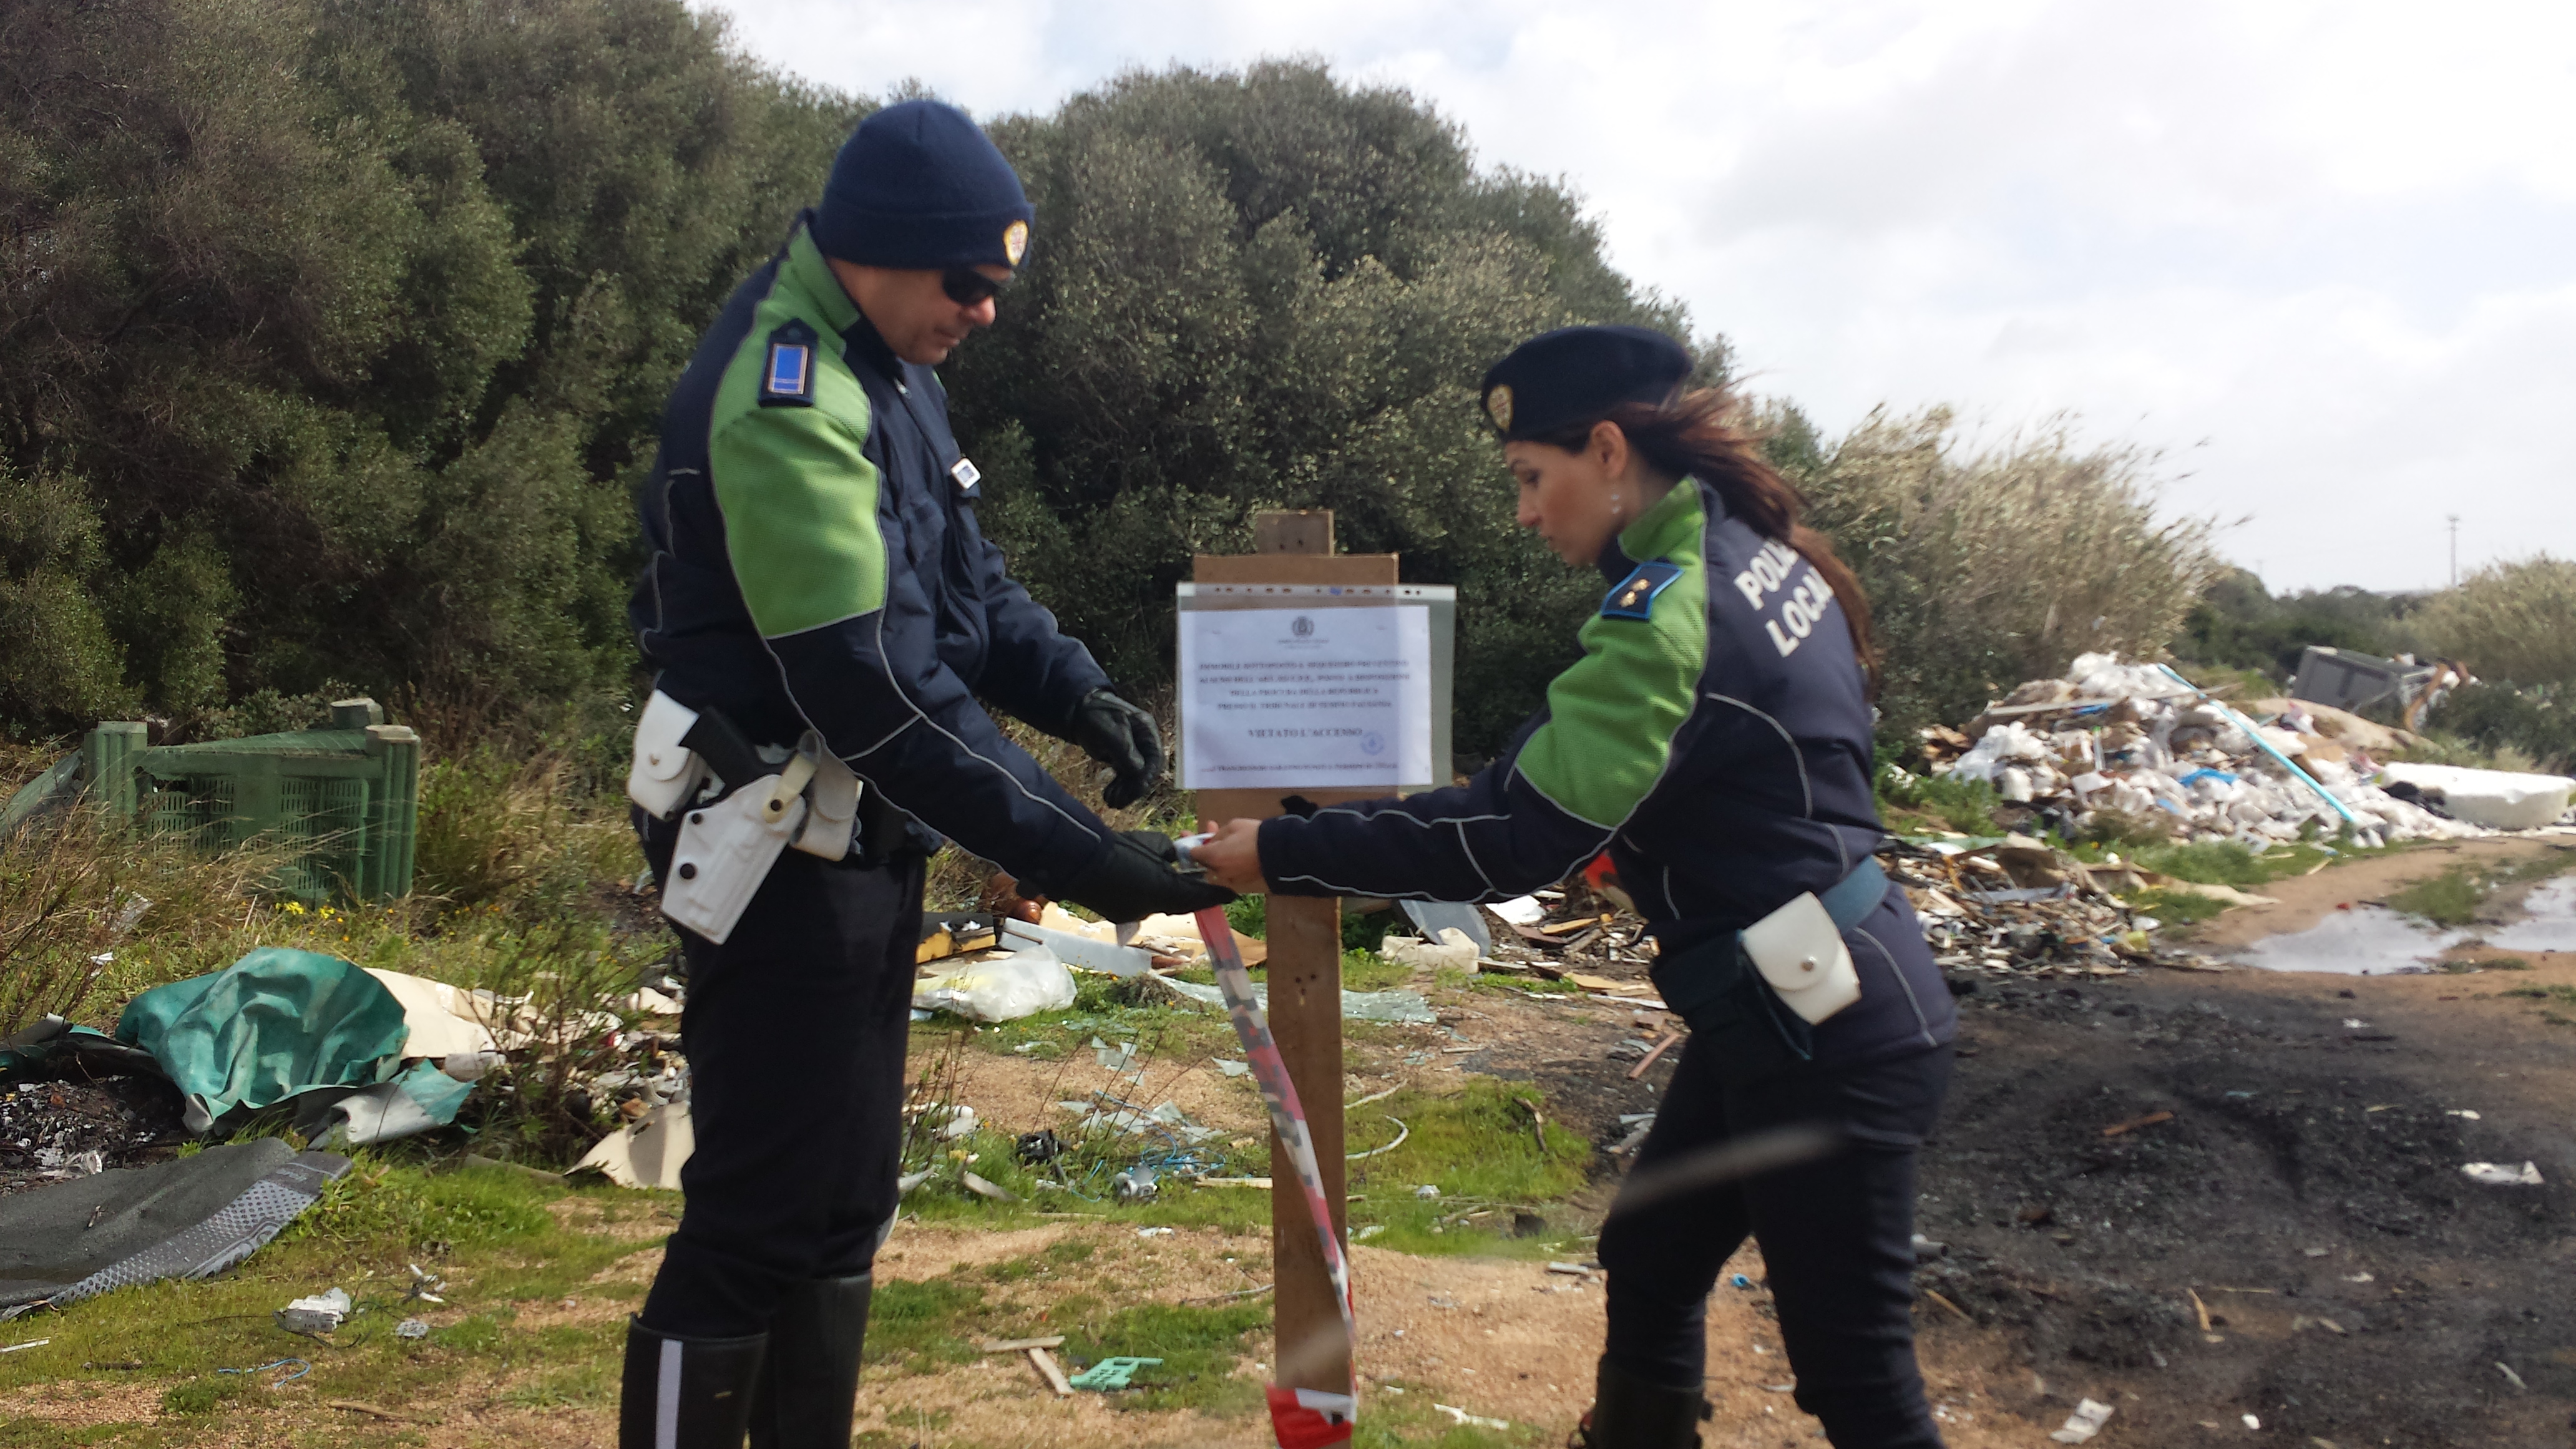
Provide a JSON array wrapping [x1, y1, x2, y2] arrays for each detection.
[[829, 260, 1010, 365]]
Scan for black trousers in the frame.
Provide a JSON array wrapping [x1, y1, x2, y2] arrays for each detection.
[[637, 824, 924, 1339], [1598, 1037, 1953, 1448]]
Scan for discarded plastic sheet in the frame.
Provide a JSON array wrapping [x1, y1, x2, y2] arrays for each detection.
[[278, 1286, 352, 1334], [1216, 1058, 1251, 1077], [0, 1140, 350, 1319], [117, 949, 411, 1133], [1150, 977, 1437, 1024], [2049, 1398, 2115, 1444], [913, 950, 1076, 1022], [1486, 895, 1546, 927], [1433, 1403, 1510, 1430], [362, 968, 503, 1060], [2461, 1161, 2543, 1186], [572, 1100, 693, 1190], [1000, 919, 1154, 977]]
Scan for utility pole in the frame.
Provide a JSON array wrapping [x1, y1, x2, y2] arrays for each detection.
[[2447, 515, 2461, 588]]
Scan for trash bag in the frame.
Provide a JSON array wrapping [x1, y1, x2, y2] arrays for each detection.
[[912, 949, 1077, 1022]]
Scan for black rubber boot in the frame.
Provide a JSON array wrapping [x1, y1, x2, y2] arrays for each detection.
[[620, 1319, 768, 1449], [746, 1272, 872, 1449], [1568, 1355, 1709, 1449]]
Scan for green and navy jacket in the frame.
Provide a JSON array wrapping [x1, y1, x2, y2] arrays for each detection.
[[630, 217, 1113, 890], [1256, 478, 1954, 1061]]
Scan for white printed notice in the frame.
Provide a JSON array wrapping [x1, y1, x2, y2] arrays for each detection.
[[1180, 606, 1433, 789]]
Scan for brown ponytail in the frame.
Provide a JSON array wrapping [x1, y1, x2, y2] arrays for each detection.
[[1533, 388, 1876, 678]]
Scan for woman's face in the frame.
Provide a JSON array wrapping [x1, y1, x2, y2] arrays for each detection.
[[1506, 422, 1636, 567]]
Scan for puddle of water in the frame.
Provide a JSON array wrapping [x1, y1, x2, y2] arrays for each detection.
[[2232, 905, 2464, 975], [2484, 876, 2576, 952], [2233, 874, 2576, 973]]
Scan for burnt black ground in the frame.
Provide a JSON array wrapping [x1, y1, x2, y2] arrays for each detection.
[[1917, 968, 2576, 1447], [0, 1072, 187, 1197]]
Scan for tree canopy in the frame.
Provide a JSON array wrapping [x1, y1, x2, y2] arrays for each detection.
[[1, 7, 1692, 754], [1, 0, 857, 736]]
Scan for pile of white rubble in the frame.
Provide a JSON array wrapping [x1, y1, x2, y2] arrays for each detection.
[[1922, 653, 2574, 847]]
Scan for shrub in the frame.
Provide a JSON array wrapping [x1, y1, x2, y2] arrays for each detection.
[[1790, 407, 2222, 739], [2419, 555, 2576, 689]]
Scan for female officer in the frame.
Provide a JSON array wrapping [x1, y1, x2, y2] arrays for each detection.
[[1189, 325, 1956, 1449]]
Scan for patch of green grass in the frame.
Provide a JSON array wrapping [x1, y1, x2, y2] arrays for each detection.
[[2390, 851, 2576, 927], [1340, 1080, 1592, 1259], [2127, 841, 2273, 886], [2502, 985, 2576, 1004], [1060, 1299, 1272, 1413], [1225, 895, 1267, 939], [1340, 949, 1411, 992], [1876, 770, 2004, 836], [1354, 1397, 1554, 1447], [865, 1276, 992, 1373], [2125, 887, 2230, 926], [2389, 869, 2486, 927]]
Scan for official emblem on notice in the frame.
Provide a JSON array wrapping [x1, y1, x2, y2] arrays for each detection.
[[1484, 384, 1513, 432], [1003, 220, 1029, 266], [1290, 615, 1315, 638]]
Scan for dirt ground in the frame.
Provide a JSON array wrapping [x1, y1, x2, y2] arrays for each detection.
[[7, 842, 2574, 1447]]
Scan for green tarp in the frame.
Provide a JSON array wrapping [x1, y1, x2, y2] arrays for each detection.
[[114, 947, 409, 1133]]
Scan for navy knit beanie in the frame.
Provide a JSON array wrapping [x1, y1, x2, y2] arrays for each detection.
[[1479, 326, 1693, 440], [811, 100, 1035, 271]]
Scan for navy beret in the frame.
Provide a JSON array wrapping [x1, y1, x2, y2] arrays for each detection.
[[1480, 325, 1693, 440], [812, 100, 1035, 271]]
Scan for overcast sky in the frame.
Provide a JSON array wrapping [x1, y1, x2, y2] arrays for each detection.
[[707, 0, 2574, 595]]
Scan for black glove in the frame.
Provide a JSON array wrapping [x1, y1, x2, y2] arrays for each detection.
[[1068, 690, 1164, 809], [1055, 830, 1234, 924]]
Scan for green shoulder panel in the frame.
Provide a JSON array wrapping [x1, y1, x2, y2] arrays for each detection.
[[708, 252, 885, 640], [1513, 485, 1711, 828]]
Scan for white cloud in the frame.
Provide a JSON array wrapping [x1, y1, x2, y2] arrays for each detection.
[[707, 0, 2576, 593]]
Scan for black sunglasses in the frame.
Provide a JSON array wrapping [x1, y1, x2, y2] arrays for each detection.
[[940, 268, 1011, 306]]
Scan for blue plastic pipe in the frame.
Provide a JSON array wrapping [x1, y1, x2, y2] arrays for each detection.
[[2155, 664, 2359, 826]]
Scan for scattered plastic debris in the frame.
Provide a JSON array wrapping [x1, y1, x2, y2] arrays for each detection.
[[1113, 1166, 1159, 1203], [1135, 1226, 1174, 1239], [2049, 1398, 2115, 1444], [219, 1357, 311, 1384], [1066, 1356, 1163, 1390], [2461, 1161, 2544, 1186], [1, 1339, 48, 1354], [960, 1170, 1016, 1201], [394, 1319, 429, 1340], [277, 1287, 350, 1335], [1434, 1403, 1510, 1429], [1378, 929, 1478, 971]]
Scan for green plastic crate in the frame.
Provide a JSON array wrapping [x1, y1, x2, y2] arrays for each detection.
[[82, 699, 421, 904]]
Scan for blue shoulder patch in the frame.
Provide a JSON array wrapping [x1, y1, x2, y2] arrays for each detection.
[[1600, 560, 1684, 621], [757, 319, 820, 408]]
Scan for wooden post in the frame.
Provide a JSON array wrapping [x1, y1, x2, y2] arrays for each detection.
[[1191, 510, 1397, 1401]]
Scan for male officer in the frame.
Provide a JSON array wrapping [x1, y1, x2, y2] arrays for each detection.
[[622, 100, 1229, 1448]]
